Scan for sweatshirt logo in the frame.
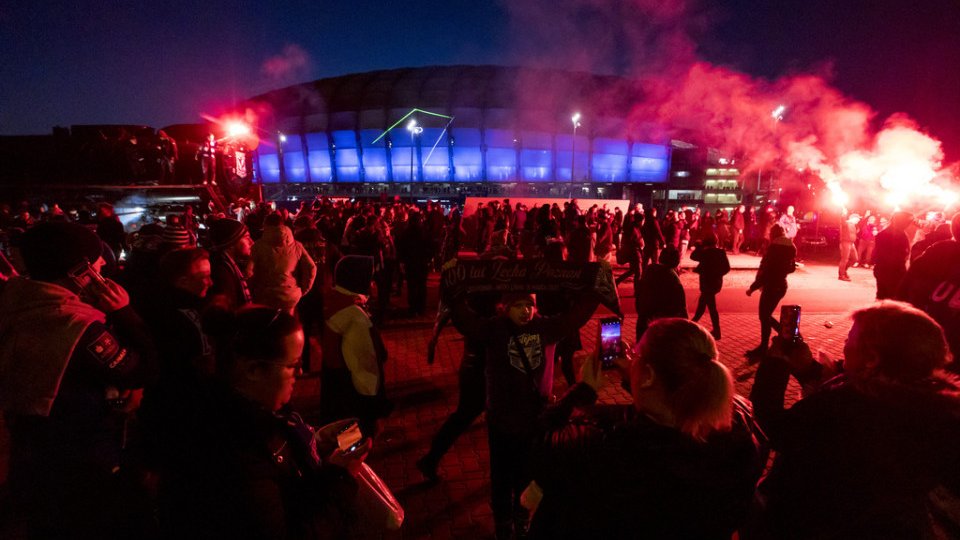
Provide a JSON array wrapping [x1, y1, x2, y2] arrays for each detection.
[[509, 334, 543, 373]]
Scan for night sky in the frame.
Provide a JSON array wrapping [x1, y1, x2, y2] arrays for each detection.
[[2, 0, 958, 160]]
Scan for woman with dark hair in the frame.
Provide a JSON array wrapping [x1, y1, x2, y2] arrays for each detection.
[[527, 319, 765, 539], [143, 306, 368, 539]]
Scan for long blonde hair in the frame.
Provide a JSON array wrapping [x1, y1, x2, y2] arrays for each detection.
[[634, 318, 734, 441]]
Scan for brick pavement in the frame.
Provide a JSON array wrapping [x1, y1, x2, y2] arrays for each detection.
[[0, 267, 857, 539], [303, 274, 855, 540]]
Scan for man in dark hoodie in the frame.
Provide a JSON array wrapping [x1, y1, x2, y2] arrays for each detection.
[[874, 211, 914, 299], [635, 246, 687, 341], [451, 286, 599, 539], [749, 301, 960, 539], [691, 233, 731, 340], [746, 224, 796, 360]]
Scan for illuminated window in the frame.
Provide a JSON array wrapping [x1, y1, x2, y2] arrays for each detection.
[[258, 152, 280, 183], [592, 138, 628, 182], [304, 133, 331, 182], [520, 131, 552, 181], [333, 131, 360, 182], [451, 128, 482, 182], [359, 130, 388, 182], [485, 129, 517, 181]]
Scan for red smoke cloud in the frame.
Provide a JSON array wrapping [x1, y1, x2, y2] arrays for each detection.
[[261, 44, 313, 85], [505, 0, 958, 211]]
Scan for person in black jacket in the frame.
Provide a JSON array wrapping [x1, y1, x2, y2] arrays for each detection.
[[527, 319, 766, 539], [640, 207, 665, 269], [635, 246, 687, 341], [0, 222, 158, 539], [691, 233, 731, 340], [748, 301, 960, 539], [745, 225, 796, 360], [206, 218, 254, 312], [874, 211, 913, 299], [450, 285, 599, 540]]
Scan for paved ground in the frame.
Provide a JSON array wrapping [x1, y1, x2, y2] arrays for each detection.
[[0, 256, 877, 539], [297, 259, 872, 539]]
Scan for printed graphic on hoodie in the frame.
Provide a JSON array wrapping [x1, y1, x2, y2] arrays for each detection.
[[508, 333, 543, 373]]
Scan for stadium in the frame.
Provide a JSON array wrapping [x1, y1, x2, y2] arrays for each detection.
[[243, 65, 691, 202]]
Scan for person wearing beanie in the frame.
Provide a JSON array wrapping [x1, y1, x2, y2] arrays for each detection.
[[449, 274, 600, 539], [206, 218, 253, 312], [249, 213, 316, 313], [161, 223, 194, 250], [0, 221, 157, 537], [635, 245, 687, 341], [320, 255, 389, 436]]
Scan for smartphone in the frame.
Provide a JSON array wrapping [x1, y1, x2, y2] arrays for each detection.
[[780, 305, 802, 343], [67, 258, 106, 291], [336, 422, 363, 453], [599, 317, 622, 368]]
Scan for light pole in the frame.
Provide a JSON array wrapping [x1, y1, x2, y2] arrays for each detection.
[[571, 112, 581, 181], [758, 105, 787, 196], [406, 119, 422, 182]]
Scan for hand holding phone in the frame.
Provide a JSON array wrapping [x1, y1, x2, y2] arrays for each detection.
[[598, 317, 622, 369]]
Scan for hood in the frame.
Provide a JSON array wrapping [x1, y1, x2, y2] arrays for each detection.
[[0, 277, 105, 416], [258, 224, 295, 247], [0, 277, 103, 328]]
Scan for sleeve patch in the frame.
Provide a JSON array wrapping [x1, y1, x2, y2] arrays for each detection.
[[86, 329, 124, 367]]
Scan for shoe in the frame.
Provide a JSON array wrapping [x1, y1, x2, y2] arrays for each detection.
[[851, 263, 860, 268], [416, 456, 440, 482], [711, 330, 721, 340], [838, 275, 851, 281], [744, 347, 766, 365]]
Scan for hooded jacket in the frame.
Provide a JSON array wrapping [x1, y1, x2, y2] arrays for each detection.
[[0, 277, 104, 416], [751, 368, 960, 539], [250, 224, 317, 311]]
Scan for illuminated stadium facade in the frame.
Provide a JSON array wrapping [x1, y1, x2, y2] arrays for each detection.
[[244, 65, 677, 201]]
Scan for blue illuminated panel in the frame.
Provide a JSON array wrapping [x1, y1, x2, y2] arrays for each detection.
[[520, 131, 552, 181], [332, 130, 360, 182], [485, 129, 517, 181], [281, 135, 306, 183], [258, 151, 280, 183], [420, 127, 450, 181], [359, 130, 388, 182], [630, 143, 670, 182], [592, 138, 628, 182], [304, 133, 331, 182], [451, 128, 482, 182], [555, 134, 589, 181], [391, 133, 417, 182]]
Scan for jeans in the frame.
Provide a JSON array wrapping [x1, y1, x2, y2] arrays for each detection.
[[839, 242, 857, 277], [693, 292, 720, 334], [758, 285, 787, 351], [422, 353, 485, 466]]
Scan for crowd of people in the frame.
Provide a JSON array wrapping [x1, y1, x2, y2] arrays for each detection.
[[1, 194, 959, 539]]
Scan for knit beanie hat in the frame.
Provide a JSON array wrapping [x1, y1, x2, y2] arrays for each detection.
[[500, 292, 537, 308], [19, 222, 104, 281], [334, 255, 374, 295], [162, 225, 193, 248], [208, 219, 248, 251]]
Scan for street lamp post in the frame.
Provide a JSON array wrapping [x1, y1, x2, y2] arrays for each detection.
[[571, 112, 581, 181], [406, 119, 422, 182], [759, 105, 787, 196]]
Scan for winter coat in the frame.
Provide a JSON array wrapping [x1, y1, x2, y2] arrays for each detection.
[[751, 368, 960, 539], [250, 225, 317, 311], [749, 237, 796, 292], [530, 384, 766, 539], [691, 245, 731, 294]]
